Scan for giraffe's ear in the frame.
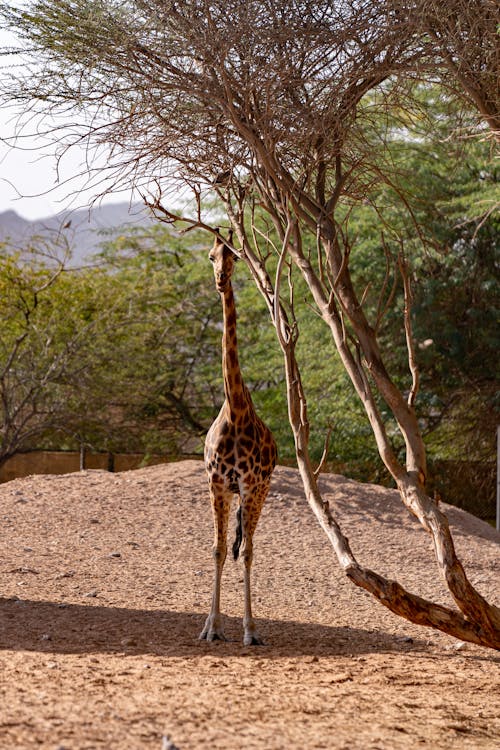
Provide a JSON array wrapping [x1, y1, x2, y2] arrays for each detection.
[[225, 229, 239, 260], [227, 230, 236, 250]]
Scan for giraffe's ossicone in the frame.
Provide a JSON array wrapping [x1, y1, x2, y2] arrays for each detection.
[[200, 230, 277, 646]]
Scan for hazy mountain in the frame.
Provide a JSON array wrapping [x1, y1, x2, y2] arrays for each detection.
[[0, 202, 154, 265]]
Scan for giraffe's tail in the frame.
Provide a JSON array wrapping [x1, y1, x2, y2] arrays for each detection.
[[232, 505, 243, 561]]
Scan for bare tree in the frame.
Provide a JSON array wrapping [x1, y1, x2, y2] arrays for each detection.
[[0, 0, 498, 647], [412, 0, 499, 134]]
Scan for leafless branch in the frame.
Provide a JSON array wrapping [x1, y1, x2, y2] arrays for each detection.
[[314, 425, 333, 479], [398, 251, 420, 408]]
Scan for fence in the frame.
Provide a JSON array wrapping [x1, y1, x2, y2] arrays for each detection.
[[0, 450, 173, 484]]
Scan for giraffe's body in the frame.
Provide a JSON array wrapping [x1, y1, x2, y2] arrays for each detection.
[[200, 232, 277, 646]]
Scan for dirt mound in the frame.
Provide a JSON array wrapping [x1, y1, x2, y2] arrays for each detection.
[[0, 460, 498, 748]]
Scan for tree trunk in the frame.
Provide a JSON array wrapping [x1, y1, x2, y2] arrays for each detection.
[[280, 327, 500, 649]]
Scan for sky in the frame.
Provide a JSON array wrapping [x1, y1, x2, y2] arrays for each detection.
[[0, 108, 135, 220], [0, 27, 133, 220]]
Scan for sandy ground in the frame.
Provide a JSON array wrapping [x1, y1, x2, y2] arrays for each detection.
[[0, 459, 499, 750]]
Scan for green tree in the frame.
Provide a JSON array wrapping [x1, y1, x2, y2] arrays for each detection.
[[0, 229, 224, 461], [0, 242, 115, 463], [94, 225, 229, 455]]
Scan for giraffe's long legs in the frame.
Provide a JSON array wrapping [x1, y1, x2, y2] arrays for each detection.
[[240, 481, 270, 646], [242, 537, 262, 646], [199, 484, 232, 642]]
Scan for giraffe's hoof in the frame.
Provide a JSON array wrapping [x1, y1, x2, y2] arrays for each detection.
[[199, 615, 227, 642], [243, 634, 265, 646], [243, 629, 265, 646], [199, 629, 227, 642], [243, 618, 264, 646]]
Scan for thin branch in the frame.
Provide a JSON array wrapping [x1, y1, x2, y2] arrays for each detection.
[[273, 217, 294, 348], [375, 233, 399, 331], [314, 425, 333, 479], [398, 251, 420, 408]]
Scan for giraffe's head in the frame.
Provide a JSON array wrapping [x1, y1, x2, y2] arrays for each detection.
[[209, 230, 237, 293]]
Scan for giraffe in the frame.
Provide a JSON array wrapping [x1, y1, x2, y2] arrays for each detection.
[[200, 230, 277, 646]]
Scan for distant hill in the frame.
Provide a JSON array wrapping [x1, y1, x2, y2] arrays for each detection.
[[0, 202, 154, 265]]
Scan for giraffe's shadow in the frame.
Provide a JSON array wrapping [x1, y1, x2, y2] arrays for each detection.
[[0, 597, 426, 657]]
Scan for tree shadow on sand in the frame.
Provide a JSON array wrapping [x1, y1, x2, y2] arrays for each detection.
[[0, 597, 428, 657]]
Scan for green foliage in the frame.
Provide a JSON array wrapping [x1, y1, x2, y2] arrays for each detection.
[[75, 226, 225, 456], [0, 231, 217, 460]]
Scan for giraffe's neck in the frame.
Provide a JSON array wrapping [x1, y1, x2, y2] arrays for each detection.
[[221, 282, 250, 416]]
